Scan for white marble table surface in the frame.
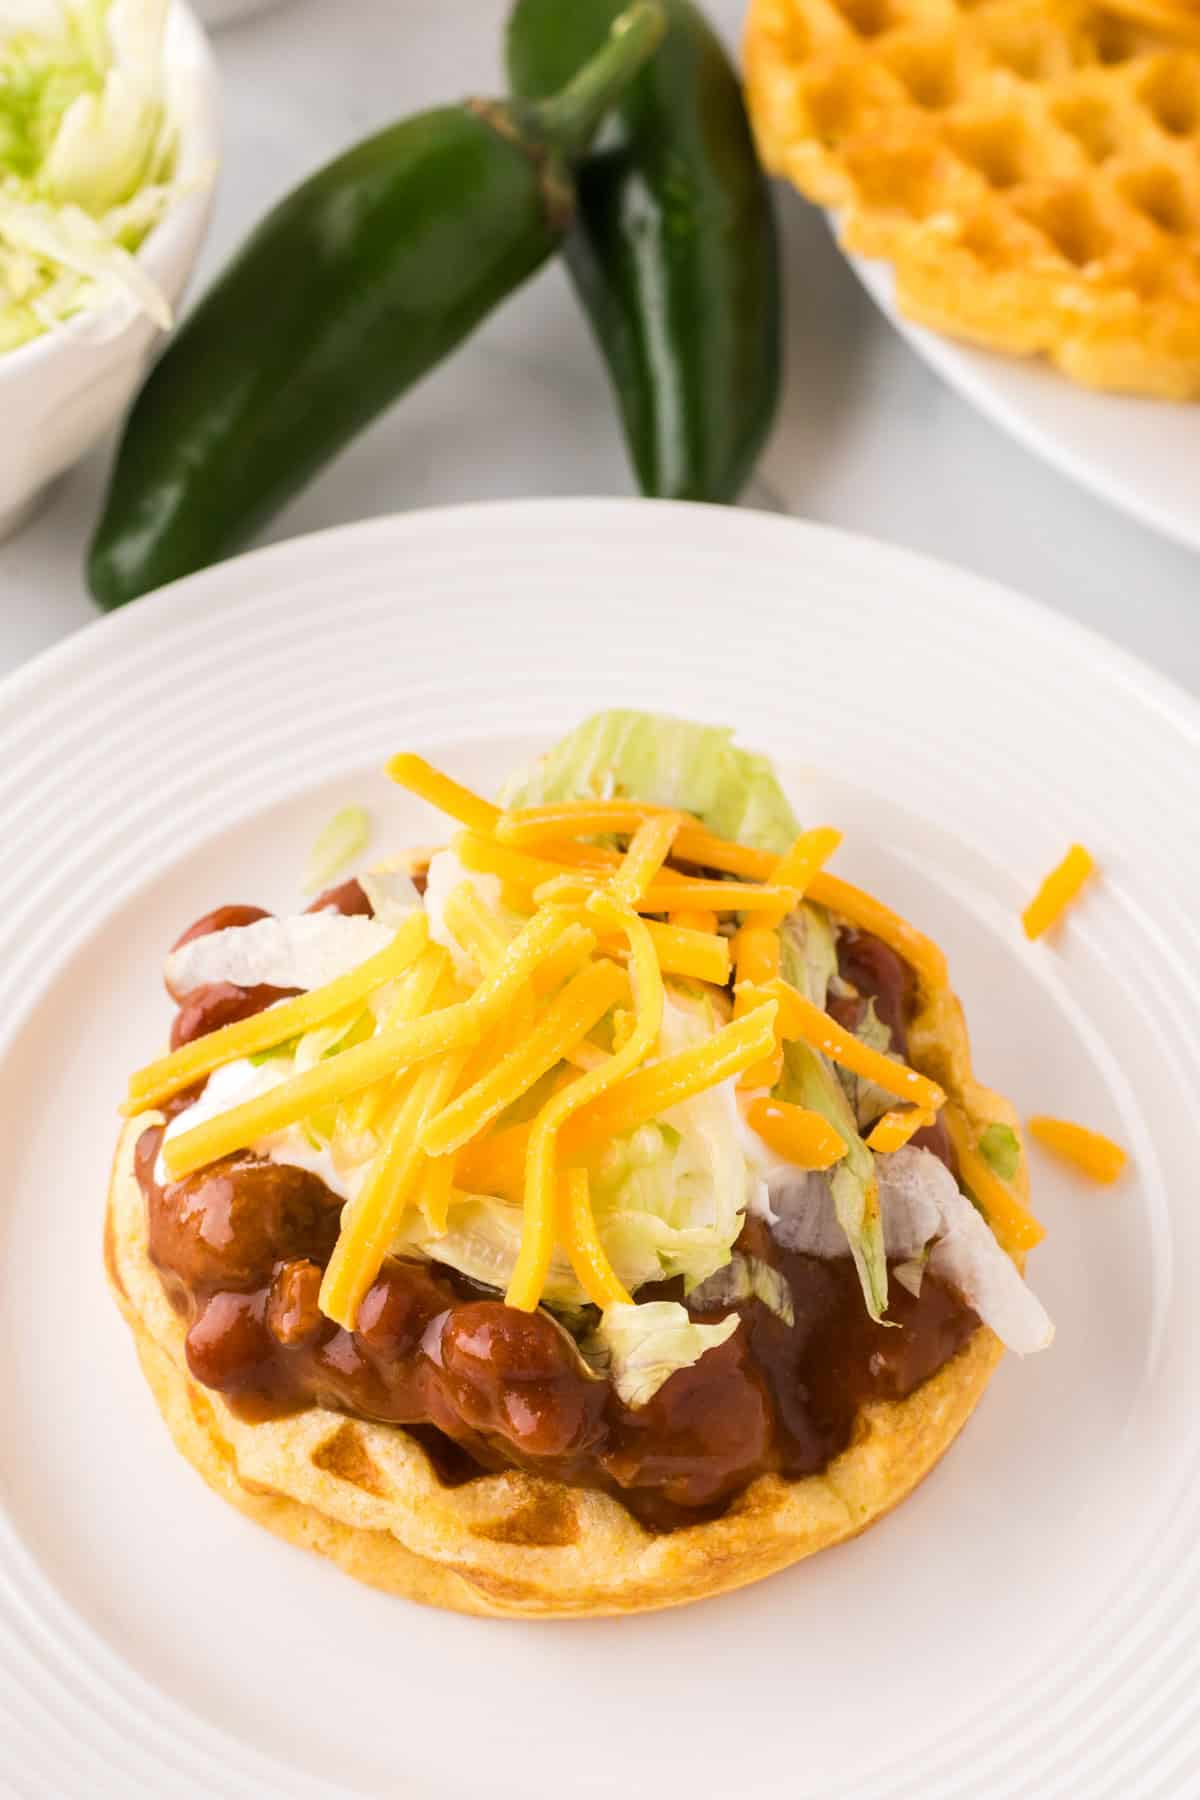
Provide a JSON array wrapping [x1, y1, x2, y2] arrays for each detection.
[[1, 0, 1197, 691]]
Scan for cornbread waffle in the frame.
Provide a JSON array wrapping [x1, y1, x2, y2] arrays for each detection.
[[107, 1117, 1005, 1616], [107, 933, 1024, 1615], [1107, 0, 1200, 49], [744, 0, 1200, 397]]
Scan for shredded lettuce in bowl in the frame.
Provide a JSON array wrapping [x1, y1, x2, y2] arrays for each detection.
[[0, 0, 180, 352]]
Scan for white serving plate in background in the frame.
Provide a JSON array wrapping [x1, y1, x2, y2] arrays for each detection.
[[850, 248, 1200, 557]]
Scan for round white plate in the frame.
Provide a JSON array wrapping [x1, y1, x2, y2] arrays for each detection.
[[849, 249, 1200, 557], [1, 499, 1198, 1798]]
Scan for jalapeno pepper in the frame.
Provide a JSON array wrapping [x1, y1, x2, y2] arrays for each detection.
[[507, 0, 780, 505], [87, 4, 665, 610]]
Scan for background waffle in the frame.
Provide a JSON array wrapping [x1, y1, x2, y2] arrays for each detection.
[[744, 0, 1200, 398]]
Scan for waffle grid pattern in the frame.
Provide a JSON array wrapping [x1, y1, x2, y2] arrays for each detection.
[[745, 0, 1200, 396]]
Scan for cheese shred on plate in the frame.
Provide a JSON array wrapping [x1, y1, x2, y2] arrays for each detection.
[[1022, 844, 1097, 940], [1028, 1115, 1127, 1184]]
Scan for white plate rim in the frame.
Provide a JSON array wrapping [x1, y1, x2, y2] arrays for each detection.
[[3, 496, 1197, 737], [845, 245, 1200, 558]]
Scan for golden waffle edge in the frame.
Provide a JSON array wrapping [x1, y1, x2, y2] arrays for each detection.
[[744, 0, 1200, 399]]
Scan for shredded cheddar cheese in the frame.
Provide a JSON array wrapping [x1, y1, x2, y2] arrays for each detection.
[[166, 911, 591, 1179], [528, 838, 619, 872], [532, 866, 800, 917], [805, 873, 949, 988], [603, 919, 731, 986], [421, 958, 627, 1156], [341, 943, 450, 1137], [641, 877, 800, 915], [464, 911, 597, 1014], [745, 977, 947, 1113], [415, 1153, 456, 1234], [733, 923, 783, 1088], [488, 818, 798, 918], [733, 924, 781, 988], [611, 812, 682, 906], [453, 1121, 528, 1204], [865, 1106, 936, 1153], [943, 1106, 1045, 1253], [669, 908, 719, 935], [557, 1167, 631, 1308], [568, 1002, 779, 1150], [441, 880, 540, 1064], [164, 1003, 484, 1180], [442, 880, 509, 974], [531, 873, 598, 908], [1028, 1115, 1127, 1184], [526, 928, 597, 998], [534, 868, 799, 917], [673, 826, 775, 879], [455, 830, 580, 896], [611, 1006, 635, 1051], [669, 823, 777, 881], [386, 754, 500, 834], [320, 1045, 470, 1328], [644, 921, 730, 985], [497, 801, 668, 847], [563, 1039, 611, 1073], [451, 1004, 780, 1205], [746, 1097, 846, 1169], [772, 827, 843, 902], [124, 910, 430, 1113], [498, 801, 773, 881], [1022, 845, 1097, 940], [138, 746, 998, 1324], [506, 899, 664, 1312], [495, 798, 951, 991]]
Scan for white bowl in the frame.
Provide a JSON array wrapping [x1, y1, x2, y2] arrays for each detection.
[[0, 0, 220, 541]]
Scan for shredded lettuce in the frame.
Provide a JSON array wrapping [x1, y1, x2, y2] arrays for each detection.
[[777, 906, 888, 1320], [835, 998, 899, 1130], [247, 1035, 299, 1068], [392, 985, 754, 1307], [392, 1197, 587, 1310], [595, 986, 751, 1292], [582, 1301, 740, 1408], [292, 1006, 373, 1075], [421, 849, 511, 981], [303, 806, 371, 896], [293, 1006, 374, 1148], [978, 1122, 1021, 1182], [893, 1248, 928, 1299], [0, 0, 180, 351], [358, 864, 422, 931], [776, 1038, 889, 1323], [503, 710, 801, 853], [783, 907, 895, 1130], [688, 1253, 794, 1325], [781, 902, 836, 1007]]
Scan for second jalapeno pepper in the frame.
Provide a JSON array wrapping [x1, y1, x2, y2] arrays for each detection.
[[507, 0, 781, 504]]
